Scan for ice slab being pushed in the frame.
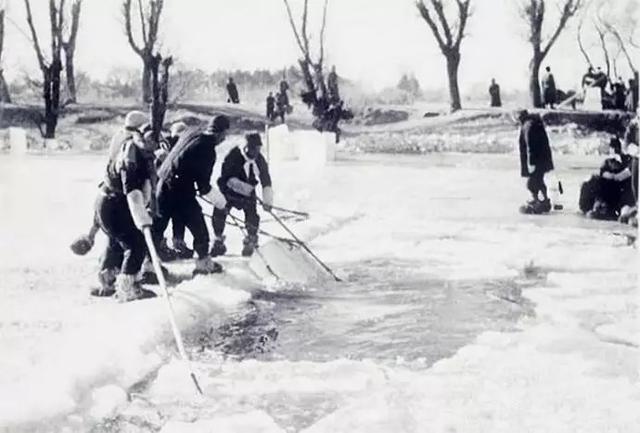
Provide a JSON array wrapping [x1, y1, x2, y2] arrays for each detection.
[[249, 239, 331, 284]]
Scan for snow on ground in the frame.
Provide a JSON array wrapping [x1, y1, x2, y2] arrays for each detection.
[[0, 140, 638, 432]]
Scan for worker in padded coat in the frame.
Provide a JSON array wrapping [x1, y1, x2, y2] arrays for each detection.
[[518, 110, 555, 214], [210, 133, 274, 257]]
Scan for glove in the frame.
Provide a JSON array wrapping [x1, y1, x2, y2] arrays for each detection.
[[227, 178, 255, 197], [127, 190, 153, 230], [70, 235, 94, 255], [154, 148, 169, 165], [262, 186, 274, 212], [202, 187, 227, 210]]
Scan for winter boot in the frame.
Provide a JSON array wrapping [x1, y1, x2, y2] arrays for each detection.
[[519, 201, 537, 214], [91, 268, 118, 297], [138, 258, 170, 285], [534, 198, 552, 213], [157, 238, 178, 262], [241, 234, 258, 257], [115, 274, 157, 303], [193, 256, 223, 276], [210, 236, 227, 257], [173, 238, 194, 260]]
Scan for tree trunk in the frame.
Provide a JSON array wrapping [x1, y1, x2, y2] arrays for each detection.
[[42, 60, 62, 139], [149, 55, 170, 143], [445, 52, 462, 111], [142, 60, 152, 104], [529, 56, 543, 108], [65, 51, 77, 103], [0, 69, 10, 103]]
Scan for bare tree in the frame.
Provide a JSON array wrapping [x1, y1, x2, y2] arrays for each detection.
[[122, 0, 164, 103], [24, 0, 65, 138], [0, 5, 11, 103], [519, 0, 582, 107], [282, 0, 331, 119], [416, 0, 471, 112], [61, 0, 82, 103]]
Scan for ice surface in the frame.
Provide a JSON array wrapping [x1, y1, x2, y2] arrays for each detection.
[[1, 150, 637, 432]]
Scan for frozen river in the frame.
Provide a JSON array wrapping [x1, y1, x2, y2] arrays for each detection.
[[0, 149, 637, 432]]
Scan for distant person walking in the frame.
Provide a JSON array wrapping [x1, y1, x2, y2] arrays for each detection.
[[327, 65, 340, 103], [489, 78, 501, 107], [279, 75, 290, 107], [266, 92, 276, 121], [541, 66, 556, 109], [275, 92, 287, 123], [227, 77, 240, 104]]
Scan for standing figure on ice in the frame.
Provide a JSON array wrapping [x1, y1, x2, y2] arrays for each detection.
[[211, 133, 274, 258], [489, 78, 501, 107], [541, 66, 556, 109], [227, 77, 240, 104], [94, 111, 159, 302], [327, 65, 340, 103], [517, 110, 555, 214], [154, 115, 230, 276]]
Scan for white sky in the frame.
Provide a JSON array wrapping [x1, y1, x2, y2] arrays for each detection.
[[2, 0, 638, 93]]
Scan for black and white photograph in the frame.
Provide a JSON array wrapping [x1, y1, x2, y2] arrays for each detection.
[[0, 0, 638, 431]]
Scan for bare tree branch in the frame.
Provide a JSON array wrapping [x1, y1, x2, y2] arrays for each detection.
[[123, 0, 143, 56], [301, 0, 310, 54], [541, 0, 581, 58], [63, 0, 81, 50], [319, 0, 329, 66], [602, 19, 637, 73], [416, 0, 447, 53], [0, 8, 5, 63], [282, 0, 307, 57], [576, 16, 592, 67], [24, 0, 47, 69], [593, 18, 610, 78], [454, 0, 471, 48], [137, 0, 149, 47], [431, 0, 453, 46]]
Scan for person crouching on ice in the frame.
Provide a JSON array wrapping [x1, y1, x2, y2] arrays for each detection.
[[517, 109, 555, 214], [94, 111, 158, 302], [211, 133, 274, 257]]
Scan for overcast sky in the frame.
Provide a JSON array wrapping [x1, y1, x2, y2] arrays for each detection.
[[2, 0, 637, 92]]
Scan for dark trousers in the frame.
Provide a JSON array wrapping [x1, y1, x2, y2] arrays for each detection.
[[155, 180, 209, 258], [527, 168, 548, 200], [95, 193, 146, 275], [172, 218, 185, 241], [212, 195, 259, 238]]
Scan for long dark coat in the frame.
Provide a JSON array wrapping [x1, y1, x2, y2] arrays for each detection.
[[519, 114, 554, 177]]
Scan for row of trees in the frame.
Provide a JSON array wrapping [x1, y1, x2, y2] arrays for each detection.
[[0, 1, 637, 137], [416, 0, 637, 111], [0, 0, 171, 139]]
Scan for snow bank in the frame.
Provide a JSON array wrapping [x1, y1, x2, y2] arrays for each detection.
[[0, 270, 254, 428], [159, 411, 285, 433]]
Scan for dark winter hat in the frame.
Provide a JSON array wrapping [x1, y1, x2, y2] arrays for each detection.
[[245, 132, 263, 148], [207, 115, 230, 134], [517, 109, 529, 122]]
